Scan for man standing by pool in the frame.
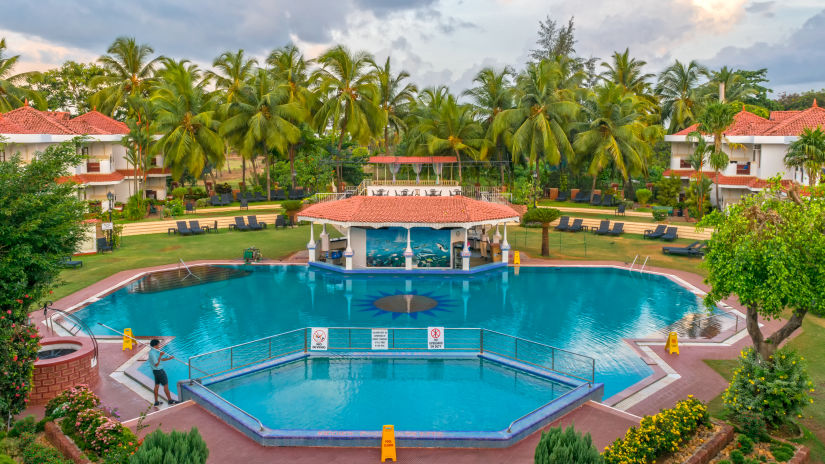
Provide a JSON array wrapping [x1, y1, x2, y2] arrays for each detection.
[[148, 339, 180, 407]]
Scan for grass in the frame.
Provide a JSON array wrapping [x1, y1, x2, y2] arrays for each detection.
[[537, 199, 620, 209], [703, 316, 825, 461], [556, 211, 660, 224], [114, 201, 285, 224]]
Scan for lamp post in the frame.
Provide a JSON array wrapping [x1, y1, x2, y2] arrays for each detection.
[[106, 191, 114, 247]]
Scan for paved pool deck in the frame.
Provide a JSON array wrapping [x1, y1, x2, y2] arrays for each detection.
[[26, 255, 788, 463]]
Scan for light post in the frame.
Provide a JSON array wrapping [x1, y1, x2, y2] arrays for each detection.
[[106, 191, 114, 247]]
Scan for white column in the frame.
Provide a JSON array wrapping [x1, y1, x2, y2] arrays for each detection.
[[307, 222, 316, 262], [501, 223, 511, 264], [320, 224, 329, 253], [404, 227, 414, 270], [461, 227, 471, 271], [344, 227, 354, 270]]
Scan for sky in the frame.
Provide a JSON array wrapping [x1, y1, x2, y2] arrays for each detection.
[[2, 0, 824, 96]]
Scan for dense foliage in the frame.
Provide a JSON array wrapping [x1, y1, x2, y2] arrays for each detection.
[[534, 425, 602, 464], [130, 428, 209, 464], [523, 207, 561, 256], [723, 348, 813, 428]]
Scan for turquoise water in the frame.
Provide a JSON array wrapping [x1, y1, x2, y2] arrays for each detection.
[[73, 265, 707, 397], [210, 357, 573, 431]]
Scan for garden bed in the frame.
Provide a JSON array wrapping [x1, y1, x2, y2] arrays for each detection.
[[657, 420, 733, 464], [708, 433, 809, 464]]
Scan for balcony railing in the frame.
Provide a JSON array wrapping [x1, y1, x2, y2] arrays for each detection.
[[679, 159, 692, 169], [736, 163, 751, 175], [86, 162, 100, 173]]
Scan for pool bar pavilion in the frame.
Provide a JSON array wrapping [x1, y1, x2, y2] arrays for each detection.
[[297, 195, 520, 273]]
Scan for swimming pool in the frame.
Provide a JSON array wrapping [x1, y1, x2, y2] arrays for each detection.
[[73, 265, 710, 397]]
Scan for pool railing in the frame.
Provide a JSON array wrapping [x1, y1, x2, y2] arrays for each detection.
[[188, 327, 596, 386]]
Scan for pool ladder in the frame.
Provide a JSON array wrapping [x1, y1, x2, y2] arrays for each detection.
[[628, 255, 650, 273]]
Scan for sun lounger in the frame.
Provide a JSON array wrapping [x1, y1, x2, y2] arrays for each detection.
[[555, 216, 571, 231], [592, 220, 610, 235], [60, 256, 82, 268], [220, 193, 232, 206], [189, 220, 206, 235], [275, 215, 288, 229], [254, 192, 266, 202], [590, 193, 601, 205], [663, 241, 706, 256], [661, 227, 678, 241], [556, 191, 569, 202], [210, 195, 221, 207], [247, 215, 267, 230], [568, 218, 584, 232], [643, 224, 666, 239], [231, 216, 250, 231], [607, 222, 624, 236], [175, 220, 193, 236], [614, 203, 626, 216], [572, 191, 589, 203], [601, 194, 614, 207]]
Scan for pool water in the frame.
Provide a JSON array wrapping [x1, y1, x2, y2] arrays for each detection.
[[74, 265, 709, 397], [209, 357, 573, 431]]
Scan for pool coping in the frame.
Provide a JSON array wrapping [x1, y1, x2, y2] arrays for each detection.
[[177, 351, 604, 448]]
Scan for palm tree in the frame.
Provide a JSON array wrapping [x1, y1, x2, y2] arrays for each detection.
[[464, 67, 515, 183], [786, 127, 825, 186], [600, 48, 654, 96], [696, 102, 739, 212], [703, 66, 756, 103], [312, 45, 385, 186], [708, 149, 729, 208], [686, 131, 714, 217], [221, 69, 305, 200], [655, 60, 708, 133], [121, 95, 156, 197], [90, 37, 162, 116], [573, 83, 659, 201], [0, 38, 44, 111], [372, 56, 417, 154], [151, 59, 224, 183], [267, 45, 315, 189], [493, 57, 583, 182], [418, 95, 487, 182]]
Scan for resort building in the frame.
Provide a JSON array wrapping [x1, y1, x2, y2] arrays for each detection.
[[0, 104, 170, 208], [663, 101, 825, 207]]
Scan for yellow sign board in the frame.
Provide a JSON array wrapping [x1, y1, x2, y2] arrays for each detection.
[[513, 250, 521, 265], [665, 331, 679, 355], [122, 328, 134, 351], [381, 425, 396, 462]]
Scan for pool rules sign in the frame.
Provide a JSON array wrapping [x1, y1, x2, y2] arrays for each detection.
[[372, 329, 388, 350], [310, 328, 328, 350], [428, 327, 444, 350]]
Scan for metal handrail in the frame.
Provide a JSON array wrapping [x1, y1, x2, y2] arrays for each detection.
[[192, 380, 265, 432], [506, 382, 591, 433], [43, 303, 99, 364], [481, 329, 596, 363]]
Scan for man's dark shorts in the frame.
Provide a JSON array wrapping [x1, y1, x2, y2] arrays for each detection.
[[152, 369, 168, 386]]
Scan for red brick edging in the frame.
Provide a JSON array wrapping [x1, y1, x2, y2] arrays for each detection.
[[44, 421, 91, 464], [683, 421, 734, 464], [31, 337, 99, 404]]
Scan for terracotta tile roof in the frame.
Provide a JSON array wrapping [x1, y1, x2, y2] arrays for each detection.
[[369, 156, 458, 164], [671, 101, 825, 137], [58, 172, 125, 184], [663, 169, 796, 189], [0, 106, 129, 135], [299, 196, 520, 224]]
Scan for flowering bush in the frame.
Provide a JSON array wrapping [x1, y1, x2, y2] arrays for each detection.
[[46, 384, 101, 424], [73, 408, 138, 461], [0, 305, 41, 420], [602, 396, 710, 464], [723, 347, 813, 428]]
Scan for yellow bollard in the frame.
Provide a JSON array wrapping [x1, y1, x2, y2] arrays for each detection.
[[513, 250, 521, 265], [380, 425, 397, 462], [665, 331, 679, 355], [122, 328, 134, 351]]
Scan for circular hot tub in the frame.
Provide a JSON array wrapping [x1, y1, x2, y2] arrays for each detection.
[[31, 337, 98, 404]]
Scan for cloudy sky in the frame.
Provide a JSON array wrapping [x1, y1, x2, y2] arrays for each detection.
[[2, 0, 824, 95]]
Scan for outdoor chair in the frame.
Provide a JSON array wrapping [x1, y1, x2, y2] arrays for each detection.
[[240, 198, 249, 210], [275, 215, 288, 229], [556, 191, 569, 202], [220, 193, 232, 205], [189, 220, 206, 235], [231, 216, 250, 231], [573, 191, 589, 203], [663, 241, 706, 257], [274, 189, 286, 200], [601, 194, 614, 207], [185, 202, 195, 213], [247, 216, 267, 230], [244, 192, 255, 202], [592, 220, 610, 235], [554, 216, 571, 231], [97, 238, 113, 253], [661, 227, 679, 241], [568, 218, 584, 232], [60, 256, 82, 268], [176, 221, 193, 236], [375, 189, 386, 196], [590, 193, 601, 205], [453, 189, 462, 196], [399, 189, 409, 196], [615, 203, 626, 216], [607, 222, 624, 236], [148, 204, 159, 216], [235, 192, 244, 202], [643, 225, 667, 240], [210, 195, 221, 207], [254, 192, 266, 202]]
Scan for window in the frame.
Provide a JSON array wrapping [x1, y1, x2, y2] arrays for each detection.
[[752, 144, 761, 162], [81, 146, 89, 157], [0, 150, 5, 162]]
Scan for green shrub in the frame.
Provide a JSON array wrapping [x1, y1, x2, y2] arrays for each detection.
[[655, 174, 682, 207], [19, 433, 72, 464], [723, 347, 813, 428], [523, 207, 561, 225], [769, 442, 795, 462], [215, 183, 232, 194], [0, 455, 14, 464], [124, 195, 147, 221], [168, 199, 185, 216], [602, 396, 710, 464], [130, 428, 209, 464], [652, 210, 668, 222], [8, 415, 36, 438], [737, 434, 754, 454], [730, 449, 745, 464], [195, 198, 208, 208], [634, 188, 652, 205], [281, 199, 303, 212], [171, 187, 188, 199], [46, 385, 101, 422], [534, 425, 602, 463]]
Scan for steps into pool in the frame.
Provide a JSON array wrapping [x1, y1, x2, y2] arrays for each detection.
[[129, 265, 251, 293]]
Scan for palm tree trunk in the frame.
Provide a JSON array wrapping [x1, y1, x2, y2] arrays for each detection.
[[289, 144, 296, 190], [590, 175, 598, 202], [265, 151, 271, 201], [336, 115, 349, 190], [454, 148, 463, 183], [384, 125, 390, 154], [242, 158, 246, 186], [541, 224, 549, 256], [498, 143, 505, 185], [715, 170, 722, 209]]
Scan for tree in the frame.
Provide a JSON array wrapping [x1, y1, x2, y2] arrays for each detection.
[[785, 127, 825, 186], [702, 66, 758, 103], [573, 83, 660, 201], [534, 425, 602, 464], [703, 181, 825, 359], [686, 131, 714, 218], [372, 56, 417, 154], [696, 102, 739, 212], [655, 60, 708, 133], [464, 67, 515, 183], [312, 45, 384, 187], [152, 60, 223, 183], [25, 61, 106, 114], [416, 94, 486, 183], [90, 37, 162, 117], [221, 69, 304, 200], [708, 149, 729, 209], [600, 48, 654, 97], [0, 38, 44, 111], [121, 96, 156, 197], [523, 207, 561, 257], [130, 427, 209, 464], [529, 16, 578, 62], [0, 140, 87, 423]]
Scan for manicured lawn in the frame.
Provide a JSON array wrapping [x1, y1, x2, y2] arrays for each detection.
[[704, 316, 825, 461], [53, 224, 339, 301], [114, 202, 285, 224], [556, 210, 659, 224]]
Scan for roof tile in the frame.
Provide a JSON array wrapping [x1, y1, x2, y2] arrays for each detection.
[[299, 196, 520, 224]]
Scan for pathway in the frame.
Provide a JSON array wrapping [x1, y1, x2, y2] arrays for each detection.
[[121, 212, 283, 236]]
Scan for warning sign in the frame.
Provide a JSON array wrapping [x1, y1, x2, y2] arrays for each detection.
[[372, 329, 388, 350], [428, 327, 444, 350], [310, 328, 328, 351]]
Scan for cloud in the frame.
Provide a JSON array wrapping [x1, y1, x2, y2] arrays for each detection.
[[746, 1, 775, 16]]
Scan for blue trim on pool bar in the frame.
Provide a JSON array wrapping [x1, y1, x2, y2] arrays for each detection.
[[307, 260, 507, 274], [178, 351, 604, 448]]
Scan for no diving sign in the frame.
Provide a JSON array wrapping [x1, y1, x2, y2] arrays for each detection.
[[428, 327, 444, 350], [310, 328, 328, 350], [372, 329, 388, 350]]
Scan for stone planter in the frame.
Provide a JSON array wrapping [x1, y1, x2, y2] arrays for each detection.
[[680, 421, 734, 464], [548, 188, 558, 200], [44, 421, 92, 464], [570, 188, 580, 200], [31, 337, 98, 404]]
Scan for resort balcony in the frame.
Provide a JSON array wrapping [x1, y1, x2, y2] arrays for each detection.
[[723, 161, 755, 176]]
